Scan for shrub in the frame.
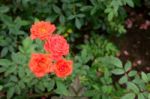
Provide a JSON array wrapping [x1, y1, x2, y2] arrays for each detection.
[[0, 0, 150, 99]]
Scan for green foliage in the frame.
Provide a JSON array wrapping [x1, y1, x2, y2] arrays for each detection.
[[0, 0, 138, 47], [0, 37, 70, 98], [0, 85, 3, 91], [106, 57, 150, 99], [71, 34, 149, 99], [72, 34, 121, 99], [55, 79, 70, 96], [0, 0, 149, 99], [121, 93, 135, 99], [79, 34, 118, 58]]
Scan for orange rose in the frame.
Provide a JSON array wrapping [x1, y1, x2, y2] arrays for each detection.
[[54, 59, 73, 78], [44, 34, 69, 61], [30, 21, 56, 40], [29, 53, 53, 78]]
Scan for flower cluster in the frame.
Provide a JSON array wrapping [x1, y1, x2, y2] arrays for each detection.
[[29, 21, 73, 78]]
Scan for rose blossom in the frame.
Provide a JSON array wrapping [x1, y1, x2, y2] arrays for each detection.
[[54, 59, 73, 78], [29, 53, 53, 78], [44, 34, 69, 60], [30, 21, 56, 40]]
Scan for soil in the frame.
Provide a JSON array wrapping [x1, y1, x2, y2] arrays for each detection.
[[113, 28, 150, 73], [112, 6, 150, 73]]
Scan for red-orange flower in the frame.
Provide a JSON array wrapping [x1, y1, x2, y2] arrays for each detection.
[[44, 34, 69, 60], [30, 21, 56, 40], [54, 59, 73, 78], [29, 53, 53, 78]]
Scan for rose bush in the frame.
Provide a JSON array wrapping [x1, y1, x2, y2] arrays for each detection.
[[0, 0, 150, 99], [29, 21, 73, 79]]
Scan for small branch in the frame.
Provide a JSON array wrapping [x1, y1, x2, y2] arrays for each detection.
[[28, 90, 54, 98]]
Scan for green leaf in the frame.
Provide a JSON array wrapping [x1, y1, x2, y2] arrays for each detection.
[[93, 94, 100, 99], [52, 5, 61, 14], [101, 56, 123, 68], [127, 82, 139, 94], [10, 75, 18, 82], [119, 75, 128, 84], [43, 79, 55, 91], [148, 73, 150, 81], [84, 90, 96, 97], [0, 59, 12, 66], [30, 79, 38, 86], [124, 61, 132, 72], [80, 6, 92, 12], [128, 70, 137, 77], [76, 14, 85, 18], [112, 69, 125, 75], [90, 0, 97, 5], [36, 81, 45, 92], [0, 5, 10, 13], [1, 14, 13, 26], [11, 53, 26, 64], [67, 15, 75, 20], [75, 18, 81, 29], [111, 0, 123, 7], [148, 93, 150, 99], [126, 0, 134, 7], [0, 67, 6, 73], [121, 93, 135, 99], [0, 85, 3, 91], [108, 12, 114, 21], [34, 18, 39, 22], [7, 87, 15, 99], [4, 66, 16, 77], [4, 82, 15, 88], [45, 80, 55, 91], [14, 17, 29, 27], [19, 46, 25, 53], [55, 80, 69, 95], [15, 85, 21, 94], [111, 57, 123, 68], [138, 93, 145, 99], [18, 67, 25, 79], [102, 85, 113, 94], [1, 47, 8, 57], [141, 72, 149, 83], [59, 15, 65, 24], [22, 37, 33, 49], [92, 84, 99, 90], [90, 6, 97, 15], [18, 81, 25, 89]]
